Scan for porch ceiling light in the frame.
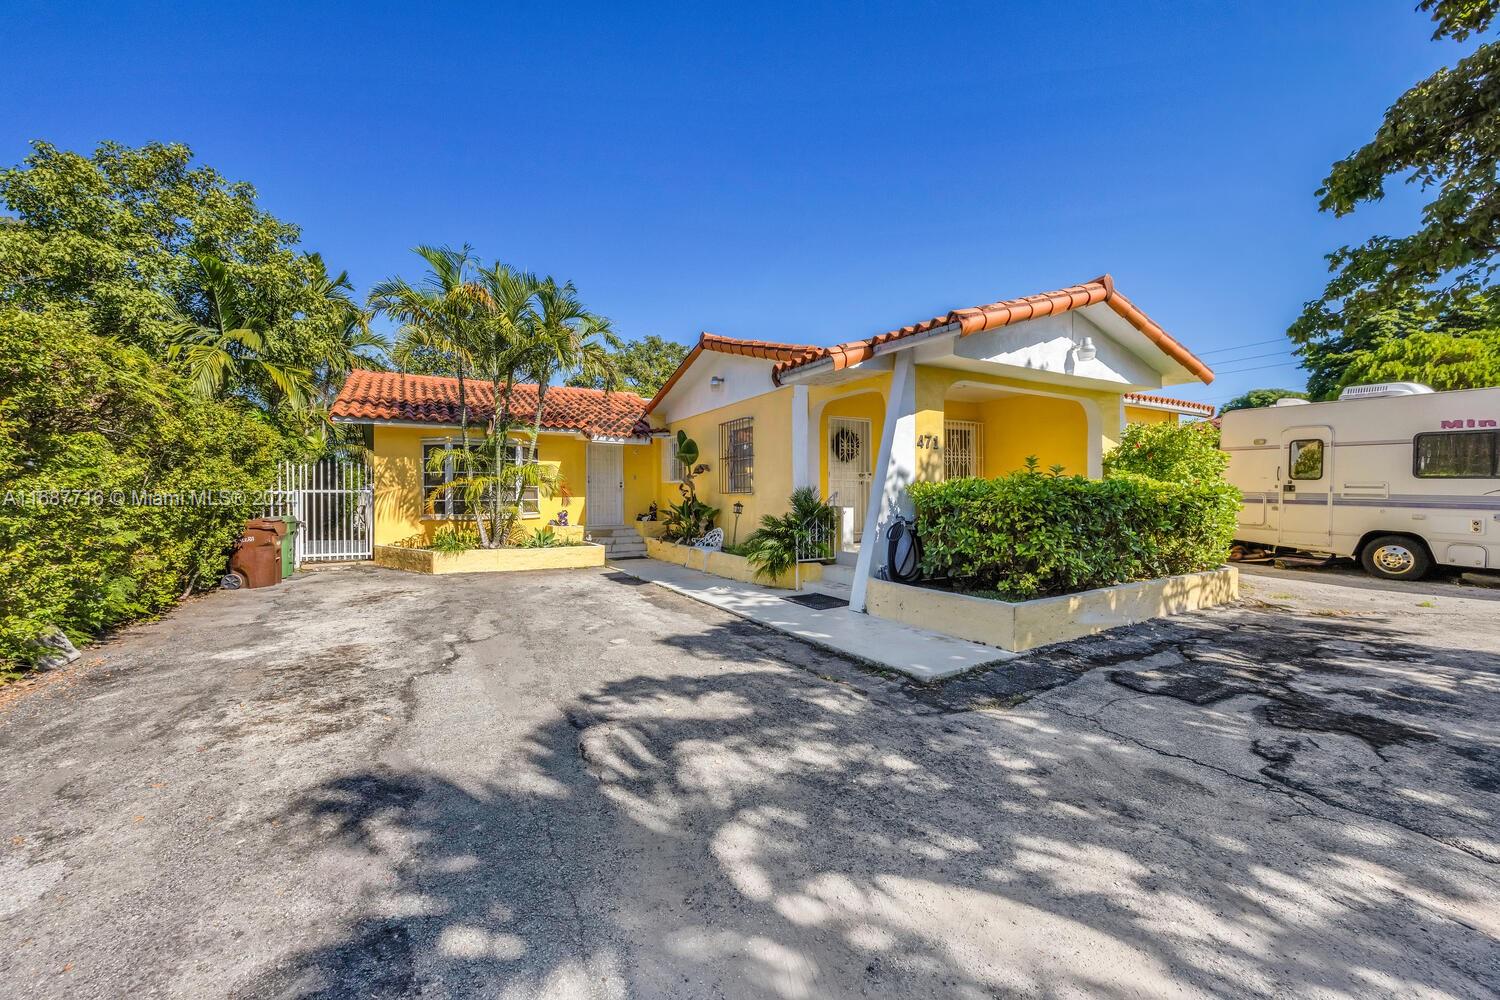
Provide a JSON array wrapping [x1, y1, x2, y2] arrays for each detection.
[[710, 376, 725, 388], [1075, 336, 1097, 362]]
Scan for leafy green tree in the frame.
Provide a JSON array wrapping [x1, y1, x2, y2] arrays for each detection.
[[1300, 291, 1500, 397], [1338, 327, 1500, 390], [166, 252, 316, 410], [0, 141, 365, 430], [1219, 388, 1309, 414], [1290, 2, 1500, 384], [567, 334, 688, 396], [0, 309, 288, 666], [1103, 421, 1228, 484]]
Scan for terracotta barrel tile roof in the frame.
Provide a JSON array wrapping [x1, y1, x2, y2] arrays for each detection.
[[770, 275, 1213, 384], [330, 369, 653, 438], [1122, 392, 1215, 416]]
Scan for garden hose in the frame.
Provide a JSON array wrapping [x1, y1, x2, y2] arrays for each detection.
[[885, 517, 923, 583]]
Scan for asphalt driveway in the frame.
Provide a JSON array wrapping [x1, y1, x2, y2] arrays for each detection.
[[0, 562, 1497, 999]]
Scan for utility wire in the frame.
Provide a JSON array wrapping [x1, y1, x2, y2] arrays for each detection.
[[1202, 349, 1296, 366], [1209, 360, 1307, 377], [1195, 337, 1292, 356]]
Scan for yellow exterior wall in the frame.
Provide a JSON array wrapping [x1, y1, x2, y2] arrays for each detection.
[[1124, 405, 1178, 426], [910, 365, 1125, 482], [656, 388, 795, 534], [622, 442, 657, 522], [980, 395, 1089, 476], [371, 425, 592, 546]]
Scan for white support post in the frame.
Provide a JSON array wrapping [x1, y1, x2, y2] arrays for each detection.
[[790, 383, 812, 492], [850, 352, 918, 612]]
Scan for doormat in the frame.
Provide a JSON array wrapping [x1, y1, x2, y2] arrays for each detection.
[[782, 593, 847, 610]]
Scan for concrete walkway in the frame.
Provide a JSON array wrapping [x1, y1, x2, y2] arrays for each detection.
[[607, 558, 1009, 680]]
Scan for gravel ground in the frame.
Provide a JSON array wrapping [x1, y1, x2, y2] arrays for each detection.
[[0, 561, 1496, 999]]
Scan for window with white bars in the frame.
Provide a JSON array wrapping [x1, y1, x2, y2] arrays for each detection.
[[720, 417, 754, 494], [663, 439, 689, 483], [421, 440, 541, 518], [944, 420, 983, 480]]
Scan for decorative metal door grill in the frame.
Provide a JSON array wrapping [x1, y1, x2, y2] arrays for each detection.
[[720, 417, 754, 494], [264, 459, 374, 563], [944, 421, 983, 480]]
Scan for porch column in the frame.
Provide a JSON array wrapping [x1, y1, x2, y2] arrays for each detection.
[[790, 383, 813, 492], [850, 352, 917, 613]]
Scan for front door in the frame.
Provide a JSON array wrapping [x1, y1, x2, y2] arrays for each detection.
[[1278, 425, 1333, 550], [827, 417, 871, 541], [586, 443, 624, 525]]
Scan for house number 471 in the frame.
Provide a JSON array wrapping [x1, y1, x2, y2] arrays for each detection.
[[916, 433, 942, 450]]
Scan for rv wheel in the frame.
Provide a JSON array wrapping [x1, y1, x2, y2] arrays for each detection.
[[1360, 535, 1431, 582]]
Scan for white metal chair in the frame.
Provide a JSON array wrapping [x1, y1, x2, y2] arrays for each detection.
[[692, 528, 724, 570]]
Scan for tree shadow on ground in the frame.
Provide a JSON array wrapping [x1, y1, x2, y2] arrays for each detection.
[[236, 610, 1500, 999]]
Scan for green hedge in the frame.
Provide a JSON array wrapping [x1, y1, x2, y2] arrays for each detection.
[[909, 466, 1239, 601], [1, 310, 289, 668]]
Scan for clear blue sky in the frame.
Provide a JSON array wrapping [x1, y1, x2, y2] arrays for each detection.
[[1, 1, 1480, 408]]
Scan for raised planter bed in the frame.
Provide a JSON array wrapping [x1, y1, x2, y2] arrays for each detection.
[[643, 537, 823, 590], [374, 542, 606, 575], [865, 568, 1238, 653]]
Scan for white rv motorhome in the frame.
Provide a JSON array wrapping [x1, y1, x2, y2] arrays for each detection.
[[1221, 383, 1500, 580]]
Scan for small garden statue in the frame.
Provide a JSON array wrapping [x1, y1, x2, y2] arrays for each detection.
[[638, 501, 659, 522]]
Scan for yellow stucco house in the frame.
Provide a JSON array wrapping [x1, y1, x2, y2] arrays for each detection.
[[330, 275, 1214, 602]]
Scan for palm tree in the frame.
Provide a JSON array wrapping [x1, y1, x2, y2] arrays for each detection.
[[369, 246, 490, 544], [525, 277, 622, 462], [167, 252, 314, 411], [470, 263, 542, 544]]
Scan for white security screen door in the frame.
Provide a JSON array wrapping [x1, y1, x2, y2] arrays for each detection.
[[586, 443, 625, 525], [944, 420, 983, 480], [827, 417, 871, 541]]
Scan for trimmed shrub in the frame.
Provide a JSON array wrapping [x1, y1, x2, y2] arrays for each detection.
[[909, 465, 1239, 601], [1104, 420, 1226, 483], [0, 311, 289, 667]]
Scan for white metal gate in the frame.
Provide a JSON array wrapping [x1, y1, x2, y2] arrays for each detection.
[[827, 417, 871, 541], [265, 459, 374, 563]]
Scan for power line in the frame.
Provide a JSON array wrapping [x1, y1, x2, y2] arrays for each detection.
[[1203, 349, 1295, 367], [1196, 337, 1291, 357], [1210, 360, 1307, 377]]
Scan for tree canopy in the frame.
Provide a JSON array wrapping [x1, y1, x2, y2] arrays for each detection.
[[0, 140, 378, 429], [1290, 2, 1500, 395], [566, 334, 688, 396], [1219, 388, 1310, 414]]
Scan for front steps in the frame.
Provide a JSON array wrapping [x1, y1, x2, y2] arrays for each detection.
[[588, 524, 647, 560]]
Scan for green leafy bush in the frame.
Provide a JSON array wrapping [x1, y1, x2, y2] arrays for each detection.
[[0, 311, 289, 667], [661, 497, 718, 543], [1103, 421, 1226, 483], [909, 464, 1238, 601], [743, 488, 837, 581], [428, 526, 479, 553], [516, 526, 582, 548]]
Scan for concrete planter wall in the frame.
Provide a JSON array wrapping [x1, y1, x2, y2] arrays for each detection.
[[643, 537, 823, 590], [865, 567, 1238, 653], [634, 521, 668, 539], [374, 542, 606, 575]]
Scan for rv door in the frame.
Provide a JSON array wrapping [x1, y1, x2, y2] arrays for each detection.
[[1279, 425, 1334, 551]]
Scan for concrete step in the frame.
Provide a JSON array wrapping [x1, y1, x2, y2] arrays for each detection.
[[835, 548, 862, 567], [820, 562, 857, 587]]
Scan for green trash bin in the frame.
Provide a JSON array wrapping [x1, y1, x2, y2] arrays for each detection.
[[275, 515, 299, 579]]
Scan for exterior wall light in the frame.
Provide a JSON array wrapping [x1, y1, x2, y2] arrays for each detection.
[[710, 376, 726, 388], [1075, 337, 1097, 363]]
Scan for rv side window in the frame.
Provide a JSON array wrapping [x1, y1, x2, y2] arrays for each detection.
[[1288, 439, 1324, 480], [1413, 430, 1499, 479]]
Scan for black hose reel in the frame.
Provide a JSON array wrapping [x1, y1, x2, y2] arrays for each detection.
[[883, 516, 923, 583]]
